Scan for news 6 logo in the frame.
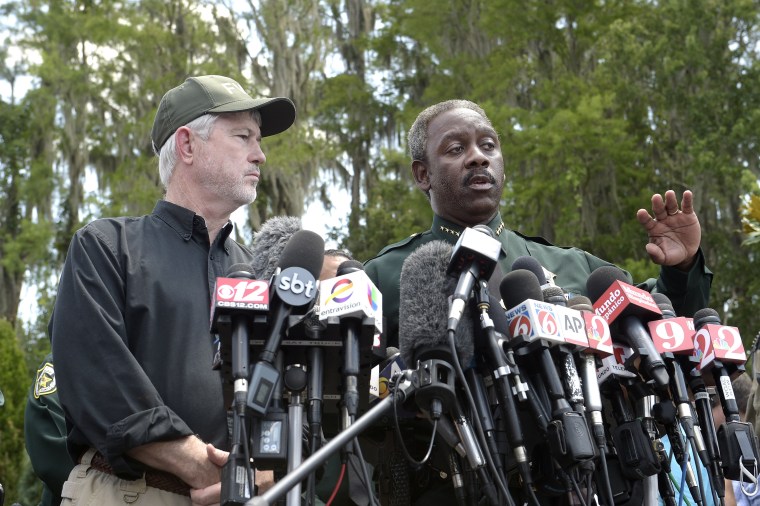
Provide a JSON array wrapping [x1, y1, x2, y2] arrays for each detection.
[[276, 267, 317, 307]]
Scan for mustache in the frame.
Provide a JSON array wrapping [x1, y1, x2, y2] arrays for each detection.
[[463, 170, 496, 186]]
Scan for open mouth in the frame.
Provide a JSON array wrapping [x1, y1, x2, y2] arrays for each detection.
[[465, 172, 495, 189]]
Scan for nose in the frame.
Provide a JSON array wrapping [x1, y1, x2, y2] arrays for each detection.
[[466, 144, 489, 168], [250, 142, 266, 165]]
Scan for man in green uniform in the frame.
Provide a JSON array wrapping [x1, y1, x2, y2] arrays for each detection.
[[365, 99, 712, 349], [24, 354, 75, 506]]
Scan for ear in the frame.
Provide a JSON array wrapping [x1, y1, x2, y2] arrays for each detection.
[[175, 126, 195, 164], [412, 160, 431, 193]]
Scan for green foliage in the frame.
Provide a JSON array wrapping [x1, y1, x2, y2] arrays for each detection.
[[0, 319, 29, 504], [3, 0, 760, 492], [743, 194, 760, 247], [337, 149, 432, 261]]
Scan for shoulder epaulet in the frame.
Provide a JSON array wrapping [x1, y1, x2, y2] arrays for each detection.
[[511, 229, 555, 247], [365, 231, 429, 263]]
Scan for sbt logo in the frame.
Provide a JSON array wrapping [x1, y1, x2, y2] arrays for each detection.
[[276, 267, 317, 306]]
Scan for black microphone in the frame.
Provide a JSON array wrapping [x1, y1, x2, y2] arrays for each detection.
[[215, 263, 258, 506], [650, 293, 710, 506], [586, 265, 670, 388], [336, 259, 373, 423], [399, 241, 474, 369], [446, 225, 501, 333], [250, 216, 303, 281], [693, 309, 760, 484], [511, 255, 551, 290], [398, 241, 499, 503], [247, 230, 324, 416], [510, 256, 587, 415], [501, 269, 596, 470]]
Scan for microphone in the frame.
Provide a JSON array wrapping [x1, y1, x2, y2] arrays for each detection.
[[210, 264, 270, 408], [693, 308, 747, 375], [511, 256, 588, 416], [649, 293, 710, 506], [320, 259, 382, 422], [446, 225, 501, 333], [250, 216, 302, 280], [511, 255, 553, 290], [397, 240, 498, 502], [586, 265, 670, 388], [213, 263, 261, 506], [247, 230, 324, 416], [399, 241, 474, 369], [501, 269, 596, 468], [692, 309, 760, 483]]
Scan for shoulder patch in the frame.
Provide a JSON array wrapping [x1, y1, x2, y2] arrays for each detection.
[[34, 362, 57, 398]]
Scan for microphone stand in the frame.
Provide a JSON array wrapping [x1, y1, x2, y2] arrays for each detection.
[[246, 369, 418, 506], [284, 365, 307, 506], [305, 345, 323, 506], [221, 314, 256, 505]]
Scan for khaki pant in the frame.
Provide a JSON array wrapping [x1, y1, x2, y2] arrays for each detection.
[[61, 448, 191, 506]]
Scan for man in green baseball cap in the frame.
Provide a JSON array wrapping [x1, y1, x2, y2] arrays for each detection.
[[151, 74, 295, 153], [50, 75, 295, 506]]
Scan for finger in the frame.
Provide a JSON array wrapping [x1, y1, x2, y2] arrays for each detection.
[[206, 443, 229, 467], [651, 193, 668, 220], [681, 190, 694, 214], [645, 242, 665, 265], [636, 208, 655, 228], [663, 190, 680, 216], [190, 482, 222, 506]]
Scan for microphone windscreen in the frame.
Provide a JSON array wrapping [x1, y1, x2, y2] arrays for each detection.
[[499, 269, 543, 309], [336, 260, 365, 276], [398, 241, 475, 367], [226, 263, 255, 278], [542, 285, 565, 302], [277, 230, 326, 279], [651, 293, 676, 315], [250, 216, 302, 279], [567, 295, 594, 313], [694, 307, 721, 329], [511, 256, 548, 285], [585, 265, 626, 303]]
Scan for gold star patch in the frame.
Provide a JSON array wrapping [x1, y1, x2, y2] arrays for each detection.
[[34, 362, 57, 398]]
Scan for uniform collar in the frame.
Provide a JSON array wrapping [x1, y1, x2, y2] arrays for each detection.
[[431, 213, 506, 243]]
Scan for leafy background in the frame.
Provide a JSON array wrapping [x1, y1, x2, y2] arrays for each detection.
[[1, 0, 759, 502]]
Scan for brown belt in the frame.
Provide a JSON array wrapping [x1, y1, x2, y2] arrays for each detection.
[[86, 452, 191, 497]]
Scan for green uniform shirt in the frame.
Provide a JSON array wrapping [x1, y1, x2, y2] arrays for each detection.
[[24, 354, 75, 506], [365, 213, 713, 349]]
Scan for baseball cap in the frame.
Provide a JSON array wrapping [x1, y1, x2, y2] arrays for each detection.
[[151, 75, 296, 153]]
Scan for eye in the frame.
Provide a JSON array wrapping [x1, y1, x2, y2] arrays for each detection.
[[481, 140, 496, 150], [238, 134, 249, 141], [448, 145, 464, 154]]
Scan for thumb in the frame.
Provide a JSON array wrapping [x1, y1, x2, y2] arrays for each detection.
[[206, 443, 229, 467]]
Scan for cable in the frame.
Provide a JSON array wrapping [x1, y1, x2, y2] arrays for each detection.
[[391, 378, 437, 466], [447, 328, 515, 506], [351, 436, 380, 506], [326, 463, 346, 506]]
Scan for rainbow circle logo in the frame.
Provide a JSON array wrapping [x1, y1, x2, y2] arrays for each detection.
[[368, 285, 379, 311], [325, 278, 354, 305]]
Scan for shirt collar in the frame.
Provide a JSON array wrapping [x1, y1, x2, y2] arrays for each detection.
[[153, 200, 234, 246], [431, 213, 506, 243]]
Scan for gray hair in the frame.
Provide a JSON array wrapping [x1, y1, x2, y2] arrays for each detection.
[[157, 109, 262, 189], [407, 100, 491, 162]]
